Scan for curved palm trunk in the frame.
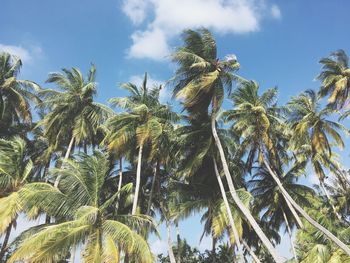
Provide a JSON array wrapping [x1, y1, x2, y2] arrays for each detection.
[[70, 247, 76, 263], [211, 108, 284, 263], [242, 240, 261, 263], [118, 158, 123, 193], [282, 208, 297, 262], [146, 161, 158, 215], [0, 222, 12, 261], [54, 136, 75, 188], [262, 157, 350, 256], [320, 181, 344, 222], [132, 144, 143, 215], [213, 158, 244, 261]]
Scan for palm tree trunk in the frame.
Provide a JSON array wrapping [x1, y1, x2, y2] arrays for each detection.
[[118, 158, 123, 192], [212, 234, 217, 263], [146, 161, 158, 215], [213, 157, 244, 261], [242, 240, 261, 263], [176, 222, 181, 263], [54, 136, 75, 188], [0, 222, 12, 261], [282, 208, 297, 262], [210, 103, 284, 263], [166, 220, 177, 263], [320, 181, 343, 222], [132, 144, 143, 215], [70, 247, 76, 263], [262, 157, 350, 256]]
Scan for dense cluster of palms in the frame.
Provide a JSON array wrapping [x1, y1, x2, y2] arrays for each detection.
[[0, 28, 349, 263]]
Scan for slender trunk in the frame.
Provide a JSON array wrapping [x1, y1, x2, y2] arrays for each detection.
[[242, 240, 261, 263], [282, 208, 297, 262], [118, 158, 123, 192], [210, 105, 284, 263], [320, 181, 344, 222], [132, 144, 143, 215], [44, 154, 52, 223], [262, 157, 350, 256], [213, 158, 244, 261], [146, 161, 158, 215], [176, 222, 181, 263], [83, 142, 87, 154], [0, 222, 12, 261], [54, 136, 75, 188], [166, 220, 177, 263], [212, 234, 217, 263]]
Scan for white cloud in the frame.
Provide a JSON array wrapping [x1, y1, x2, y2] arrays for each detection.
[[122, 0, 281, 60], [0, 43, 43, 63], [129, 74, 171, 102], [270, 4, 281, 19]]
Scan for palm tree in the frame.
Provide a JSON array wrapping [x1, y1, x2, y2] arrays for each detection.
[[224, 81, 350, 256], [317, 49, 350, 109], [37, 64, 112, 183], [171, 28, 283, 262], [287, 90, 348, 221], [250, 162, 314, 261], [106, 73, 175, 215], [0, 137, 58, 261], [0, 52, 40, 138], [8, 151, 155, 263]]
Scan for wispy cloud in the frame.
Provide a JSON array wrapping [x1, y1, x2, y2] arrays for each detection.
[[122, 0, 281, 60], [0, 43, 42, 63]]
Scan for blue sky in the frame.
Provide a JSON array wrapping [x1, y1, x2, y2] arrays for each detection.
[[1, 0, 350, 260]]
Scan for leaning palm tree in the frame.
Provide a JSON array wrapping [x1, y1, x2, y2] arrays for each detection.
[[287, 89, 348, 221], [224, 81, 350, 256], [8, 151, 155, 263], [0, 52, 40, 137], [0, 137, 59, 261], [37, 64, 112, 178], [317, 49, 350, 109], [171, 28, 283, 262]]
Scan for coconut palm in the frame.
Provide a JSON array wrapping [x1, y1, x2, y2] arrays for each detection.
[[37, 64, 112, 177], [8, 151, 155, 263], [106, 74, 176, 215], [317, 49, 350, 109], [224, 80, 350, 256], [287, 90, 348, 221], [0, 137, 59, 261], [0, 52, 40, 137], [250, 162, 314, 261], [171, 28, 283, 262]]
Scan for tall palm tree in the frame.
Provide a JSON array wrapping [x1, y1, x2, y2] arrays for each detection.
[[287, 90, 348, 221], [37, 64, 112, 181], [0, 137, 58, 261], [171, 28, 283, 262], [8, 151, 155, 263], [0, 52, 40, 137], [224, 81, 350, 256], [106, 73, 174, 215], [250, 162, 314, 261], [317, 49, 350, 109]]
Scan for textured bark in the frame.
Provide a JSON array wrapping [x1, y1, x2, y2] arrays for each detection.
[[132, 144, 143, 215], [213, 158, 244, 261], [0, 222, 12, 261], [211, 109, 284, 262], [262, 157, 350, 256]]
